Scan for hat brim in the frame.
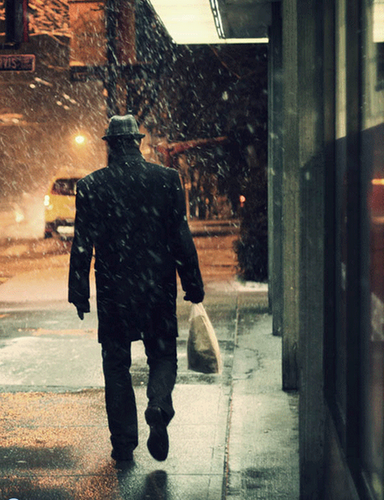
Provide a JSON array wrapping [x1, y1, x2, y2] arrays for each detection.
[[102, 133, 145, 141]]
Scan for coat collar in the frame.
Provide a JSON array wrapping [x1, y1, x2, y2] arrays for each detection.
[[108, 148, 144, 166]]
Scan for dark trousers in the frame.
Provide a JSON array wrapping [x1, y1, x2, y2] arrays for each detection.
[[101, 337, 177, 452]]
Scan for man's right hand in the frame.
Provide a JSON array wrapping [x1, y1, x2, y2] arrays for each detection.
[[184, 289, 205, 304]]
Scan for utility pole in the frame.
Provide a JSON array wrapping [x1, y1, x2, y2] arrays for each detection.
[[105, 0, 137, 117], [105, 0, 119, 117]]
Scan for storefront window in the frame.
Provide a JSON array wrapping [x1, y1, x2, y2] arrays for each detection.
[[361, 0, 384, 497], [335, 0, 348, 427]]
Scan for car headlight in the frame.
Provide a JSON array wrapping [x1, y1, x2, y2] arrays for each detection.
[[15, 210, 24, 223]]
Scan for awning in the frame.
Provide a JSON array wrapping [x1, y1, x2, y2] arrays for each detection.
[[148, 0, 272, 44]]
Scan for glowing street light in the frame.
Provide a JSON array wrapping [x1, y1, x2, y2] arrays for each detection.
[[75, 134, 85, 145]]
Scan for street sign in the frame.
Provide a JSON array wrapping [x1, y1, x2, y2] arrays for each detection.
[[70, 65, 106, 82], [70, 62, 150, 82], [0, 54, 35, 71]]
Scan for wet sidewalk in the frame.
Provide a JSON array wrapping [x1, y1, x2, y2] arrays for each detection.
[[0, 284, 299, 500]]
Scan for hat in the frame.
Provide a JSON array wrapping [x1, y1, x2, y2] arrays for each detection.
[[102, 114, 145, 140]]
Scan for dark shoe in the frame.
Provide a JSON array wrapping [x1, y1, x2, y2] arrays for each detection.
[[145, 406, 169, 461], [111, 448, 134, 461]]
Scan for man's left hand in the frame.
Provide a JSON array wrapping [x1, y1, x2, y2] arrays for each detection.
[[77, 308, 85, 320], [72, 300, 90, 320]]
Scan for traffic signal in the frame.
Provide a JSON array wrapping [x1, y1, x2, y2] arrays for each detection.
[[6, 0, 29, 44]]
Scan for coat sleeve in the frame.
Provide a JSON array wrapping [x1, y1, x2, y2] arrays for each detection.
[[68, 181, 93, 310], [168, 170, 205, 303]]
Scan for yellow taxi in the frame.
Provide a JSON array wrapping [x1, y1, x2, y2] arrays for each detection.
[[44, 170, 89, 239]]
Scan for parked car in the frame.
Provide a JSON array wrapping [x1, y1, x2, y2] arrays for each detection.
[[44, 170, 89, 239]]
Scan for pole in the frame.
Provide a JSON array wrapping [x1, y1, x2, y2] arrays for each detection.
[[105, 0, 119, 117]]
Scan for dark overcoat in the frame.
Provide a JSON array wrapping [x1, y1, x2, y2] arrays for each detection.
[[68, 148, 204, 343]]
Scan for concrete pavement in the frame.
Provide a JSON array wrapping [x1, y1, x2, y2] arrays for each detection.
[[0, 280, 299, 499]]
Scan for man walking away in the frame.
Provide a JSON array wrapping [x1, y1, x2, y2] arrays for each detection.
[[68, 114, 204, 463]]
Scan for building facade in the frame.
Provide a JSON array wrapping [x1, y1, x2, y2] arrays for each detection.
[[268, 0, 384, 498]]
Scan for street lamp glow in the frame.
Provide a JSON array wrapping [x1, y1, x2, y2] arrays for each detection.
[[75, 135, 85, 145]]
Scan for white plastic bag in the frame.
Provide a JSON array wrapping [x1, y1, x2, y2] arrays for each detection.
[[187, 303, 222, 374]]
